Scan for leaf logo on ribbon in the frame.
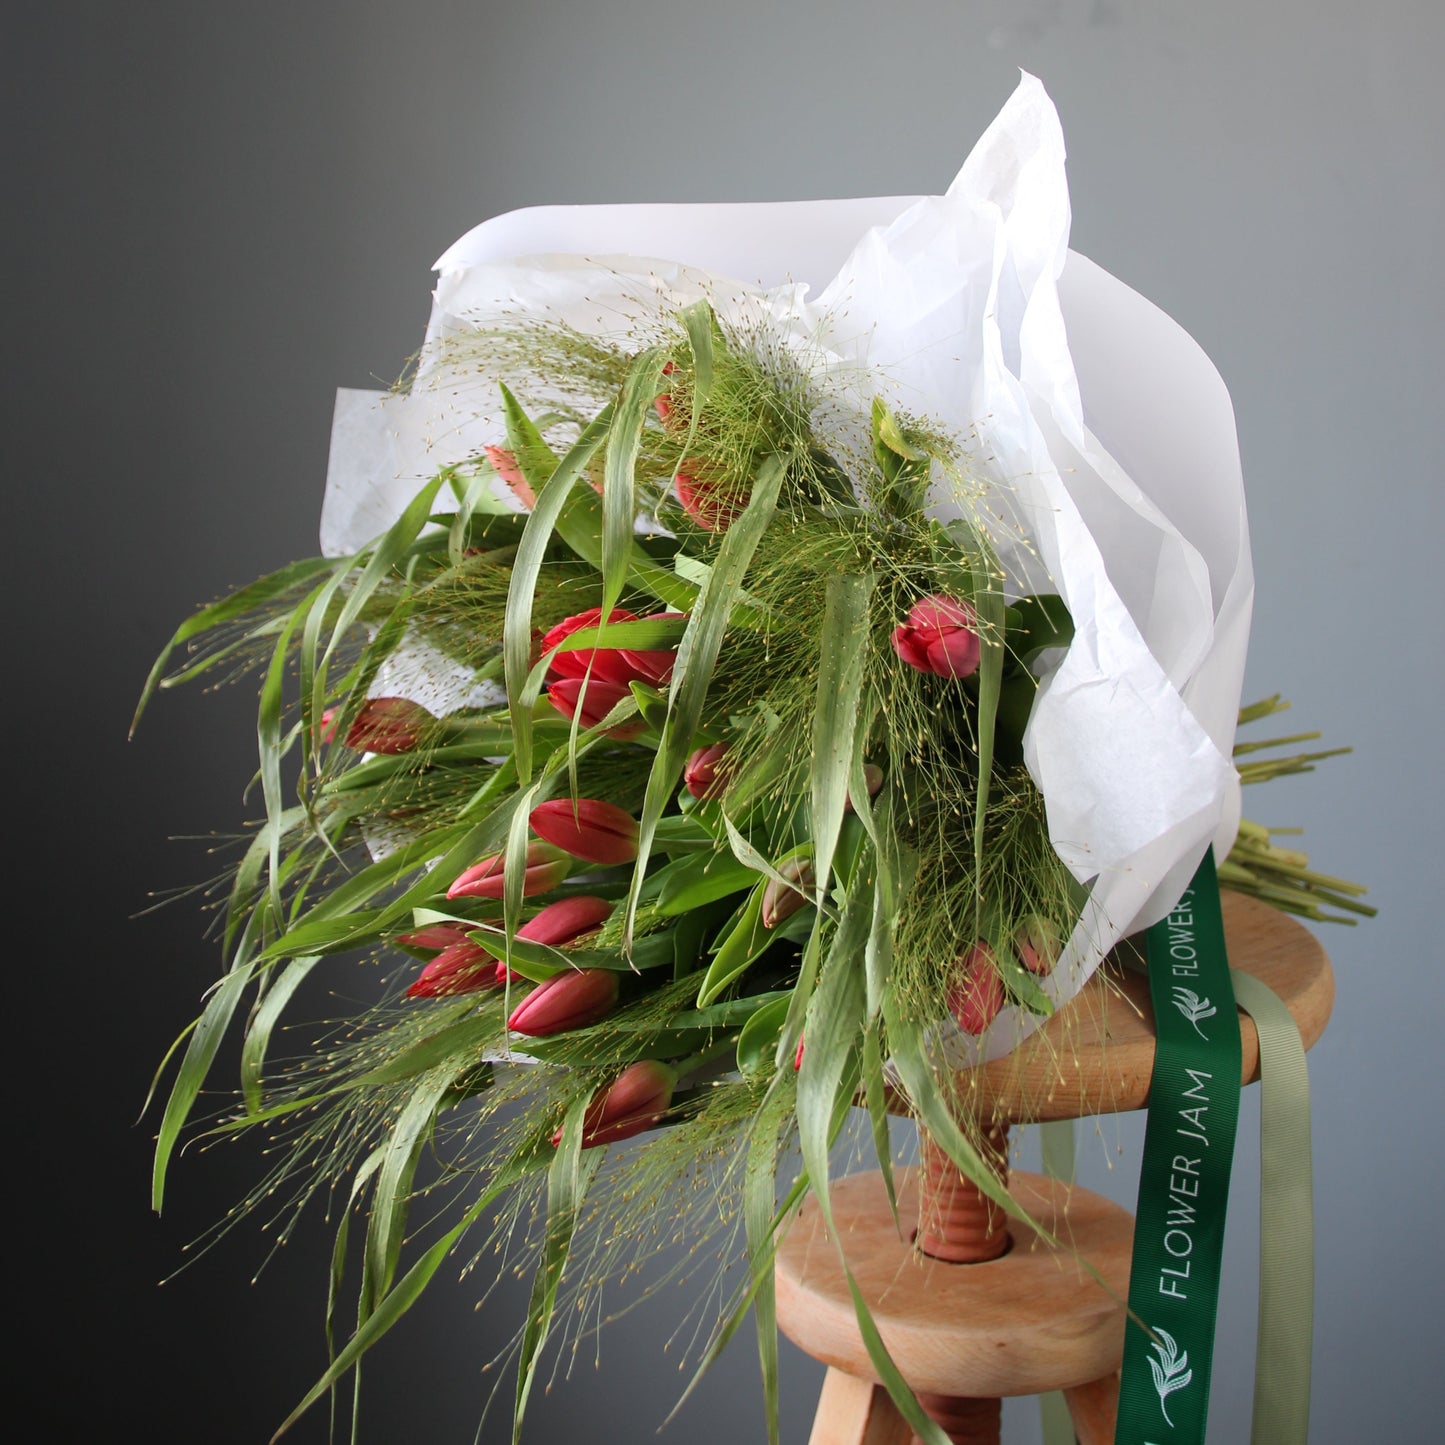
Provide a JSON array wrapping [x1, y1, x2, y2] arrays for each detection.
[[1147, 1325, 1193, 1426], [1170, 986, 1216, 1039]]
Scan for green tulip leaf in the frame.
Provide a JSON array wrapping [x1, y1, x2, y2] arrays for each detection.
[[695, 884, 771, 1008], [654, 850, 759, 915], [734, 995, 793, 1076]]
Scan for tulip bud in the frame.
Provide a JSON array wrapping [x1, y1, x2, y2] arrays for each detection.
[[1014, 915, 1060, 977], [617, 611, 685, 687], [339, 696, 433, 754], [793, 1034, 806, 1071], [485, 444, 537, 510], [546, 675, 645, 738], [553, 1059, 678, 1148], [949, 943, 1005, 1034], [518, 895, 614, 946], [494, 895, 615, 983], [683, 742, 732, 800], [446, 840, 571, 901], [407, 936, 503, 998], [507, 968, 619, 1037], [395, 922, 473, 952], [542, 607, 641, 685], [653, 361, 684, 432], [844, 763, 885, 814], [762, 856, 814, 929], [529, 798, 640, 867], [675, 472, 748, 533], [891, 594, 982, 680]]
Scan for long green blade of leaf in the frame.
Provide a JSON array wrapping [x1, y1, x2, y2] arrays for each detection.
[[353, 1009, 497, 1089], [625, 453, 787, 947], [743, 1077, 795, 1445], [810, 571, 875, 903], [602, 348, 668, 616], [788, 850, 950, 1443], [240, 954, 321, 1114], [513, 1095, 603, 1443], [679, 299, 717, 426], [502, 396, 615, 782], [258, 595, 316, 923], [966, 535, 1006, 930], [270, 1150, 552, 1442], [152, 958, 259, 1210], [363, 1070, 454, 1309], [695, 884, 769, 1007], [312, 473, 447, 720], [131, 555, 340, 735]]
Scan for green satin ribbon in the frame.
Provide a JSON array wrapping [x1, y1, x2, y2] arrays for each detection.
[[1231, 969, 1314, 1445], [1040, 875, 1314, 1445], [1116, 850, 1242, 1445]]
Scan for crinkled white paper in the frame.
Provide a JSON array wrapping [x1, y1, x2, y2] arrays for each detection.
[[320, 73, 1252, 1065]]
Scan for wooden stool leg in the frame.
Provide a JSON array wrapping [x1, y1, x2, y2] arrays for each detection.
[[808, 1367, 912, 1445], [1062, 1370, 1119, 1445], [909, 1391, 1001, 1444]]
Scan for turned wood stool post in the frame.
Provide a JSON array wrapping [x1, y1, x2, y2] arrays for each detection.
[[775, 893, 1335, 1445], [911, 1124, 1011, 1444]]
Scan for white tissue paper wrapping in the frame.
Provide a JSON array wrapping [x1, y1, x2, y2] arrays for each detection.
[[319, 73, 1252, 1065]]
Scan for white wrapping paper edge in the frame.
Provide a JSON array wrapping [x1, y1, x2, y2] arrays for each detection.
[[319, 74, 1252, 1067]]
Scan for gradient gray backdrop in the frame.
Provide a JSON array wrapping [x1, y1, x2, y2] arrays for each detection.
[[10, 2, 1441, 1441]]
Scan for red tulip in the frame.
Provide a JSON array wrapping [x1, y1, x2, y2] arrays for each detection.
[[485, 444, 537, 510], [793, 1034, 806, 1071], [949, 943, 1005, 1034], [653, 361, 683, 432], [683, 742, 732, 800], [446, 840, 571, 901], [507, 967, 619, 1037], [518, 895, 614, 945], [529, 798, 640, 866], [617, 611, 685, 687], [332, 696, 433, 754], [762, 856, 814, 929], [497, 895, 615, 988], [494, 895, 615, 983], [556, 1059, 677, 1148], [407, 936, 503, 998], [891, 594, 982, 680], [542, 607, 641, 685], [675, 472, 748, 533], [396, 922, 474, 952], [546, 675, 645, 738], [1014, 915, 1060, 977], [844, 764, 885, 814]]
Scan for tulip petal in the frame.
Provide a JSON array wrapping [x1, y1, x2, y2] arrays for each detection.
[[948, 943, 1005, 1034], [448, 841, 570, 900], [542, 607, 641, 684], [507, 968, 619, 1037], [407, 939, 504, 998], [516, 896, 614, 947], [529, 798, 640, 866]]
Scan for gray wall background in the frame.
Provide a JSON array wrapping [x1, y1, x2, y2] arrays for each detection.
[[10, 2, 1441, 1440]]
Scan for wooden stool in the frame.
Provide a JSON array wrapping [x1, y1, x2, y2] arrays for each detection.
[[775, 892, 1334, 1444]]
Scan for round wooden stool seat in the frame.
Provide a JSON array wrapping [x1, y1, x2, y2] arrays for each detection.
[[776, 1168, 1133, 1399], [779, 893, 1337, 1442], [950, 891, 1335, 1125]]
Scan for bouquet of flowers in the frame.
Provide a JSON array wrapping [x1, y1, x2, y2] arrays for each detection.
[[136, 76, 1370, 1443]]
